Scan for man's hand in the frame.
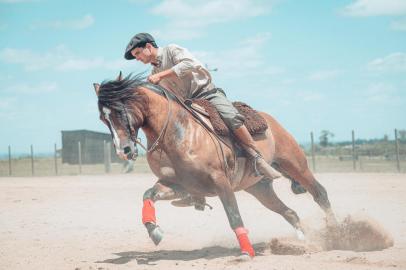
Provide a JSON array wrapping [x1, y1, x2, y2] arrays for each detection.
[[148, 74, 161, 84], [148, 69, 176, 84]]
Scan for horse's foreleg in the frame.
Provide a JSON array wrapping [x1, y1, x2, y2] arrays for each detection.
[[142, 180, 184, 245], [216, 179, 255, 258], [245, 178, 305, 240]]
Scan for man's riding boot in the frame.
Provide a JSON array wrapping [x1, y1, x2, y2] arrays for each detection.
[[171, 195, 212, 211], [233, 125, 281, 179]]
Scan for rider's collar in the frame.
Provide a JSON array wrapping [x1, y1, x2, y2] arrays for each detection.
[[151, 47, 163, 68]]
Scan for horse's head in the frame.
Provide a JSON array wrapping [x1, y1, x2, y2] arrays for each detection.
[[93, 72, 148, 161]]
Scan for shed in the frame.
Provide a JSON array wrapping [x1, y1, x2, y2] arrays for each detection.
[[61, 130, 119, 164]]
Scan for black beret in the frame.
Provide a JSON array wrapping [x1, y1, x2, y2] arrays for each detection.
[[124, 33, 157, 60]]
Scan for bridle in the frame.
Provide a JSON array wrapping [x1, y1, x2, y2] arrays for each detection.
[[116, 85, 230, 177], [121, 87, 172, 154], [122, 105, 138, 142]]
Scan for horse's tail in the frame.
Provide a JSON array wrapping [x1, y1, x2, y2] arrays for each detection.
[[262, 112, 308, 195]]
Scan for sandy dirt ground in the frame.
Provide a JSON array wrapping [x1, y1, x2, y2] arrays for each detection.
[[1, 173, 406, 270]]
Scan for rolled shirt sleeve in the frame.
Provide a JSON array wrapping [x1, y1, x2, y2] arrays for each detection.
[[152, 44, 214, 98], [169, 45, 202, 77]]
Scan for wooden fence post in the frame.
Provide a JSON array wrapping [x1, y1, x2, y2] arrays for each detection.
[[54, 143, 58, 175], [8, 145, 12, 176], [352, 130, 356, 171], [78, 141, 82, 174], [395, 129, 400, 172], [311, 132, 316, 172], [104, 140, 107, 173], [104, 140, 111, 173], [30, 144, 34, 176], [106, 142, 111, 173]]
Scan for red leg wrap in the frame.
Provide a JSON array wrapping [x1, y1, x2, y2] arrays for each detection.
[[142, 199, 156, 224], [234, 227, 255, 257]]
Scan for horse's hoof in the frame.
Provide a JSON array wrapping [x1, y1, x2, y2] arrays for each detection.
[[237, 252, 253, 261], [295, 229, 305, 241], [194, 203, 205, 211], [326, 215, 338, 228], [150, 226, 164, 246], [326, 209, 338, 227]]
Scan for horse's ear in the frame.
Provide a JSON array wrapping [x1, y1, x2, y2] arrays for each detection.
[[116, 71, 123, 81], [93, 83, 100, 96]]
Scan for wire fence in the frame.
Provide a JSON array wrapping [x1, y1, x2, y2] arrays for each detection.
[[305, 129, 406, 173], [1, 129, 405, 177], [0, 142, 151, 177]]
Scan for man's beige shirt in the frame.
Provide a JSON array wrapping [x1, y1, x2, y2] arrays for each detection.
[[152, 44, 214, 98]]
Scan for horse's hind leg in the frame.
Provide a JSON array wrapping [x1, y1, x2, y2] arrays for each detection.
[[275, 156, 337, 226], [245, 178, 305, 240]]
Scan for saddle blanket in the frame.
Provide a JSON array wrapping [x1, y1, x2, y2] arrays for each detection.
[[190, 99, 268, 136]]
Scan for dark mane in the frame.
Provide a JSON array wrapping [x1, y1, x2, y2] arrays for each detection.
[[98, 73, 147, 109], [97, 72, 177, 128], [98, 72, 150, 126]]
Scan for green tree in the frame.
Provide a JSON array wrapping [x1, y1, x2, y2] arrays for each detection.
[[319, 130, 334, 147]]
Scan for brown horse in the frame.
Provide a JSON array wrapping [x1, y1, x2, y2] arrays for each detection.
[[93, 73, 336, 258]]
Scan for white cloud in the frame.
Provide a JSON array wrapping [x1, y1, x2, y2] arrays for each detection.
[[30, 14, 94, 30], [150, 29, 201, 41], [0, 74, 13, 81], [262, 66, 286, 76], [192, 32, 278, 77], [308, 70, 341, 81], [342, 0, 406, 17], [128, 0, 152, 3], [6, 82, 58, 94], [148, 0, 275, 40], [0, 45, 133, 71], [367, 52, 406, 72], [281, 78, 296, 85], [152, 0, 269, 21], [0, 97, 14, 109], [56, 58, 104, 71], [0, 0, 36, 2], [0, 97, 17, 122], [0, 46, 70, 71], [297, 91, 323, 102], [390, 17, 406, 30], [364, 82, 397, 104]]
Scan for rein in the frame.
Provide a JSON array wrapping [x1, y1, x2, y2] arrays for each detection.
[[123, 105, 137, 142], [127, 87, 172, 153], [123, 83, 231, 177], [154, 86, 232, 176]]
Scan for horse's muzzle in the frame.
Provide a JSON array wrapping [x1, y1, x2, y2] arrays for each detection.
[[124, 145, 138, 160]]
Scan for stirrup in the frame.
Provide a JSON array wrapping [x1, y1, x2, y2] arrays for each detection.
[[252, 153, 263, 177]]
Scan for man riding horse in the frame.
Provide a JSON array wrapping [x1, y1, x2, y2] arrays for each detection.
[[91, 33, 337, 257], [123, 33, 281, 205]]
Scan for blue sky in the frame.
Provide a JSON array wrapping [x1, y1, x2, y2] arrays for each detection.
[[0, 0, 405, 153]]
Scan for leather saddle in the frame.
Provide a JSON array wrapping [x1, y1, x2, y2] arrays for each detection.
[[184, 99, 268, 136]]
